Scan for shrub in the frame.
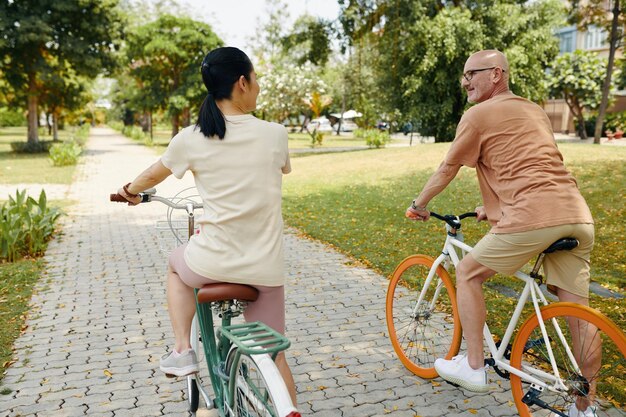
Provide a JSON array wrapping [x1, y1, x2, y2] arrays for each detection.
[[71, 124, 90, 147], [357, 128, 391, 148], [108, 121, 124, 131], [10, 140, 55, 154], [120, 124, 152, 144], [0, 107, 25, 127], [0, 190, 62, 262], [49, 141, 82, 166]]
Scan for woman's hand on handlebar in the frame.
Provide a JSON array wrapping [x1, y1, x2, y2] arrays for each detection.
[[115, 186, 141, 206], [406, 205, 430, 222], [475, 206, 488, 222]]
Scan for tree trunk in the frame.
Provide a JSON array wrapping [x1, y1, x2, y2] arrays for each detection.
[[46, 113, 52, 136], [27, 73, 39, 145], [171, 113, 180, 137], [182, 107, 191, 128], [576, 117, 587, 140], [564, 97, 586, 139], [149, 111, 153, 141], [593, 0, 621, 144], [52, 112, 59, 141]]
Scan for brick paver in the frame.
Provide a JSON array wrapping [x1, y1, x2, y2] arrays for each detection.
[[1, 128, 519, 416]]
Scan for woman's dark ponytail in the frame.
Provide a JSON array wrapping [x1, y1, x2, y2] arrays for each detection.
[[196, 47, 254, 139]]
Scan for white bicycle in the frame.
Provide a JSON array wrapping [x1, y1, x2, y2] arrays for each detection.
[[386, 211, 626, 417]]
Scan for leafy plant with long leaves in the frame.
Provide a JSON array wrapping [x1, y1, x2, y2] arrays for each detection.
[[0, 190, 62, 262]]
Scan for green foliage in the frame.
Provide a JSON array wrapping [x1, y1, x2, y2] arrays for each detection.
[[122, 14, 222, 134], [338, 0, 565, 141], [0, 108, 24, 127], [121, 125, 152, 146], [0, 0, 124, 144], [548, 51, 610, 110], [0, 259, 44, 381], [71, 124, 90, 148], [0, 190, 62, 263], [603, 111, 626, 131], [48, 141, 82, 166], [281, 15, 333, 66], [308, 130, 325, 148], [257, 62, 328, 122], [9, 140, 54, 154], [354, 128, 391, 148], [547, 50, 614, 138]]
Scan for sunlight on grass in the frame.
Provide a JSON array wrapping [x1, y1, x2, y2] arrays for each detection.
[[0, 127, 78, 184], [283, 143, 626, 332]]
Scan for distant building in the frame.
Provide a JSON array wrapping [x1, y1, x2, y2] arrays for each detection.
[[546, 10, 624, 134]]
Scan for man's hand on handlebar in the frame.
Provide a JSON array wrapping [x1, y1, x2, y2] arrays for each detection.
[[406, 205, 430, 222], [475, 206, 488, 222]]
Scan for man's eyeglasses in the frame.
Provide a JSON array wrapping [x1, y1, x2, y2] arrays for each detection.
[[461, 67, 505, 82]]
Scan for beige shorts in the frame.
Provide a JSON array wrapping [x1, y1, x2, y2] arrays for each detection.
[[471, 223, 594, 298]]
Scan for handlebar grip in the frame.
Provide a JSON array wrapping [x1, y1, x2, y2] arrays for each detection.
[[110, 193, 128, 202]]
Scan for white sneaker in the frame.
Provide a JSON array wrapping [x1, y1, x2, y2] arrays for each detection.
[[566, 403, 597, 417], [159, 348, 199, 377], [434, 354, 489, 392]]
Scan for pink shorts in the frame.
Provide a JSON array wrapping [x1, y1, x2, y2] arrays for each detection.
[[169, 244, 286, 334]]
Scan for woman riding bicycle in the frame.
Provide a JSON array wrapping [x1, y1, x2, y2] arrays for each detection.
[[115, 46, 296, 404]]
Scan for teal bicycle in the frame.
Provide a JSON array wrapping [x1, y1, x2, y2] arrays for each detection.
[[112, 188, 300, 417]]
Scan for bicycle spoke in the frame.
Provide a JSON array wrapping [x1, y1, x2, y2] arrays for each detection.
[[510, 304, 626, 417]]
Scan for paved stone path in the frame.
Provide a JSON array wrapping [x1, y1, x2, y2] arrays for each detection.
[[2, 128, 521, 416]]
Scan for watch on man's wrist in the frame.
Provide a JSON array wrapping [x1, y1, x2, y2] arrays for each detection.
[[411, 200, 427, 211]]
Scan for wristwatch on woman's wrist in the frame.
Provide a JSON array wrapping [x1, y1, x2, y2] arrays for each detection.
[[411, 200, 427, 211]]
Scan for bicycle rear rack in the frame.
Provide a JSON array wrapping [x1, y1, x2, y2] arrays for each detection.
[[221, 321, 291, 357]]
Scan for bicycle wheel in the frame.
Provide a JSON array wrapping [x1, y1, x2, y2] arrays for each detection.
[[510, 303, 626, 417], [386, 254, 462, 378], [188, 314, 209, 413], [226, 348, 298, 417]]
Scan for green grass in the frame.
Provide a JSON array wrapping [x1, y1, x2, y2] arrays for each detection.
[[0, 127, 78, 184], [0, 259, 44, 384], [146, 126, 372, 154], [282, 143, 626, 330]]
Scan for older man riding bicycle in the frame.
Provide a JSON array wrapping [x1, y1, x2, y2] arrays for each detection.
[[405, 50, 596, 417]]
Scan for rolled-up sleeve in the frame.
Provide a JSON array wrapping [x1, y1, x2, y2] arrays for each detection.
[[161, 131, 190, 179], [444, 114, 480, 168]]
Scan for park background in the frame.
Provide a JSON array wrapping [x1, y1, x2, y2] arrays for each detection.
[[0, 0, 624, 398]]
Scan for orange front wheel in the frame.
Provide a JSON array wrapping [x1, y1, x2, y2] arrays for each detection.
[[385, 255, 462, 378]]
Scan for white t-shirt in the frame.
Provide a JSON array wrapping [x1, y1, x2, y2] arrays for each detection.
[[161, 114, 291, 286]]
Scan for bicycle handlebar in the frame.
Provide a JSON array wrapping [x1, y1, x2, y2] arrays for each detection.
[[109, 188, 203, 210], [429, 211, 477, 229]]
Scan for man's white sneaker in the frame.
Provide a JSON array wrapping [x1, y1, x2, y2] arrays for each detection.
[[434, 354, 489, 393], [566, 403, 597, 417]]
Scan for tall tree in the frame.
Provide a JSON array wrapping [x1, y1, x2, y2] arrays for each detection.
[[39, 61, 91, 140], [0, 0, 123, 146], [547, 50, 611, 139], [124, 14, 222, 137], [338, 0, 564, 141], [281, 15, 334, 67], [570, 0, 625, 143]]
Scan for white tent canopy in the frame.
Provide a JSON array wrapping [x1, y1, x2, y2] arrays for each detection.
[[330, 109, 362, 119]]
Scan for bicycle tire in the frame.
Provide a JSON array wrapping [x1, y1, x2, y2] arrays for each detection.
[[510, 303, 626, 417], [226, 348, 298, 417], [188, 314, 203, 412], [386, 254, 462, 378], [187, 376, 200, 412]]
